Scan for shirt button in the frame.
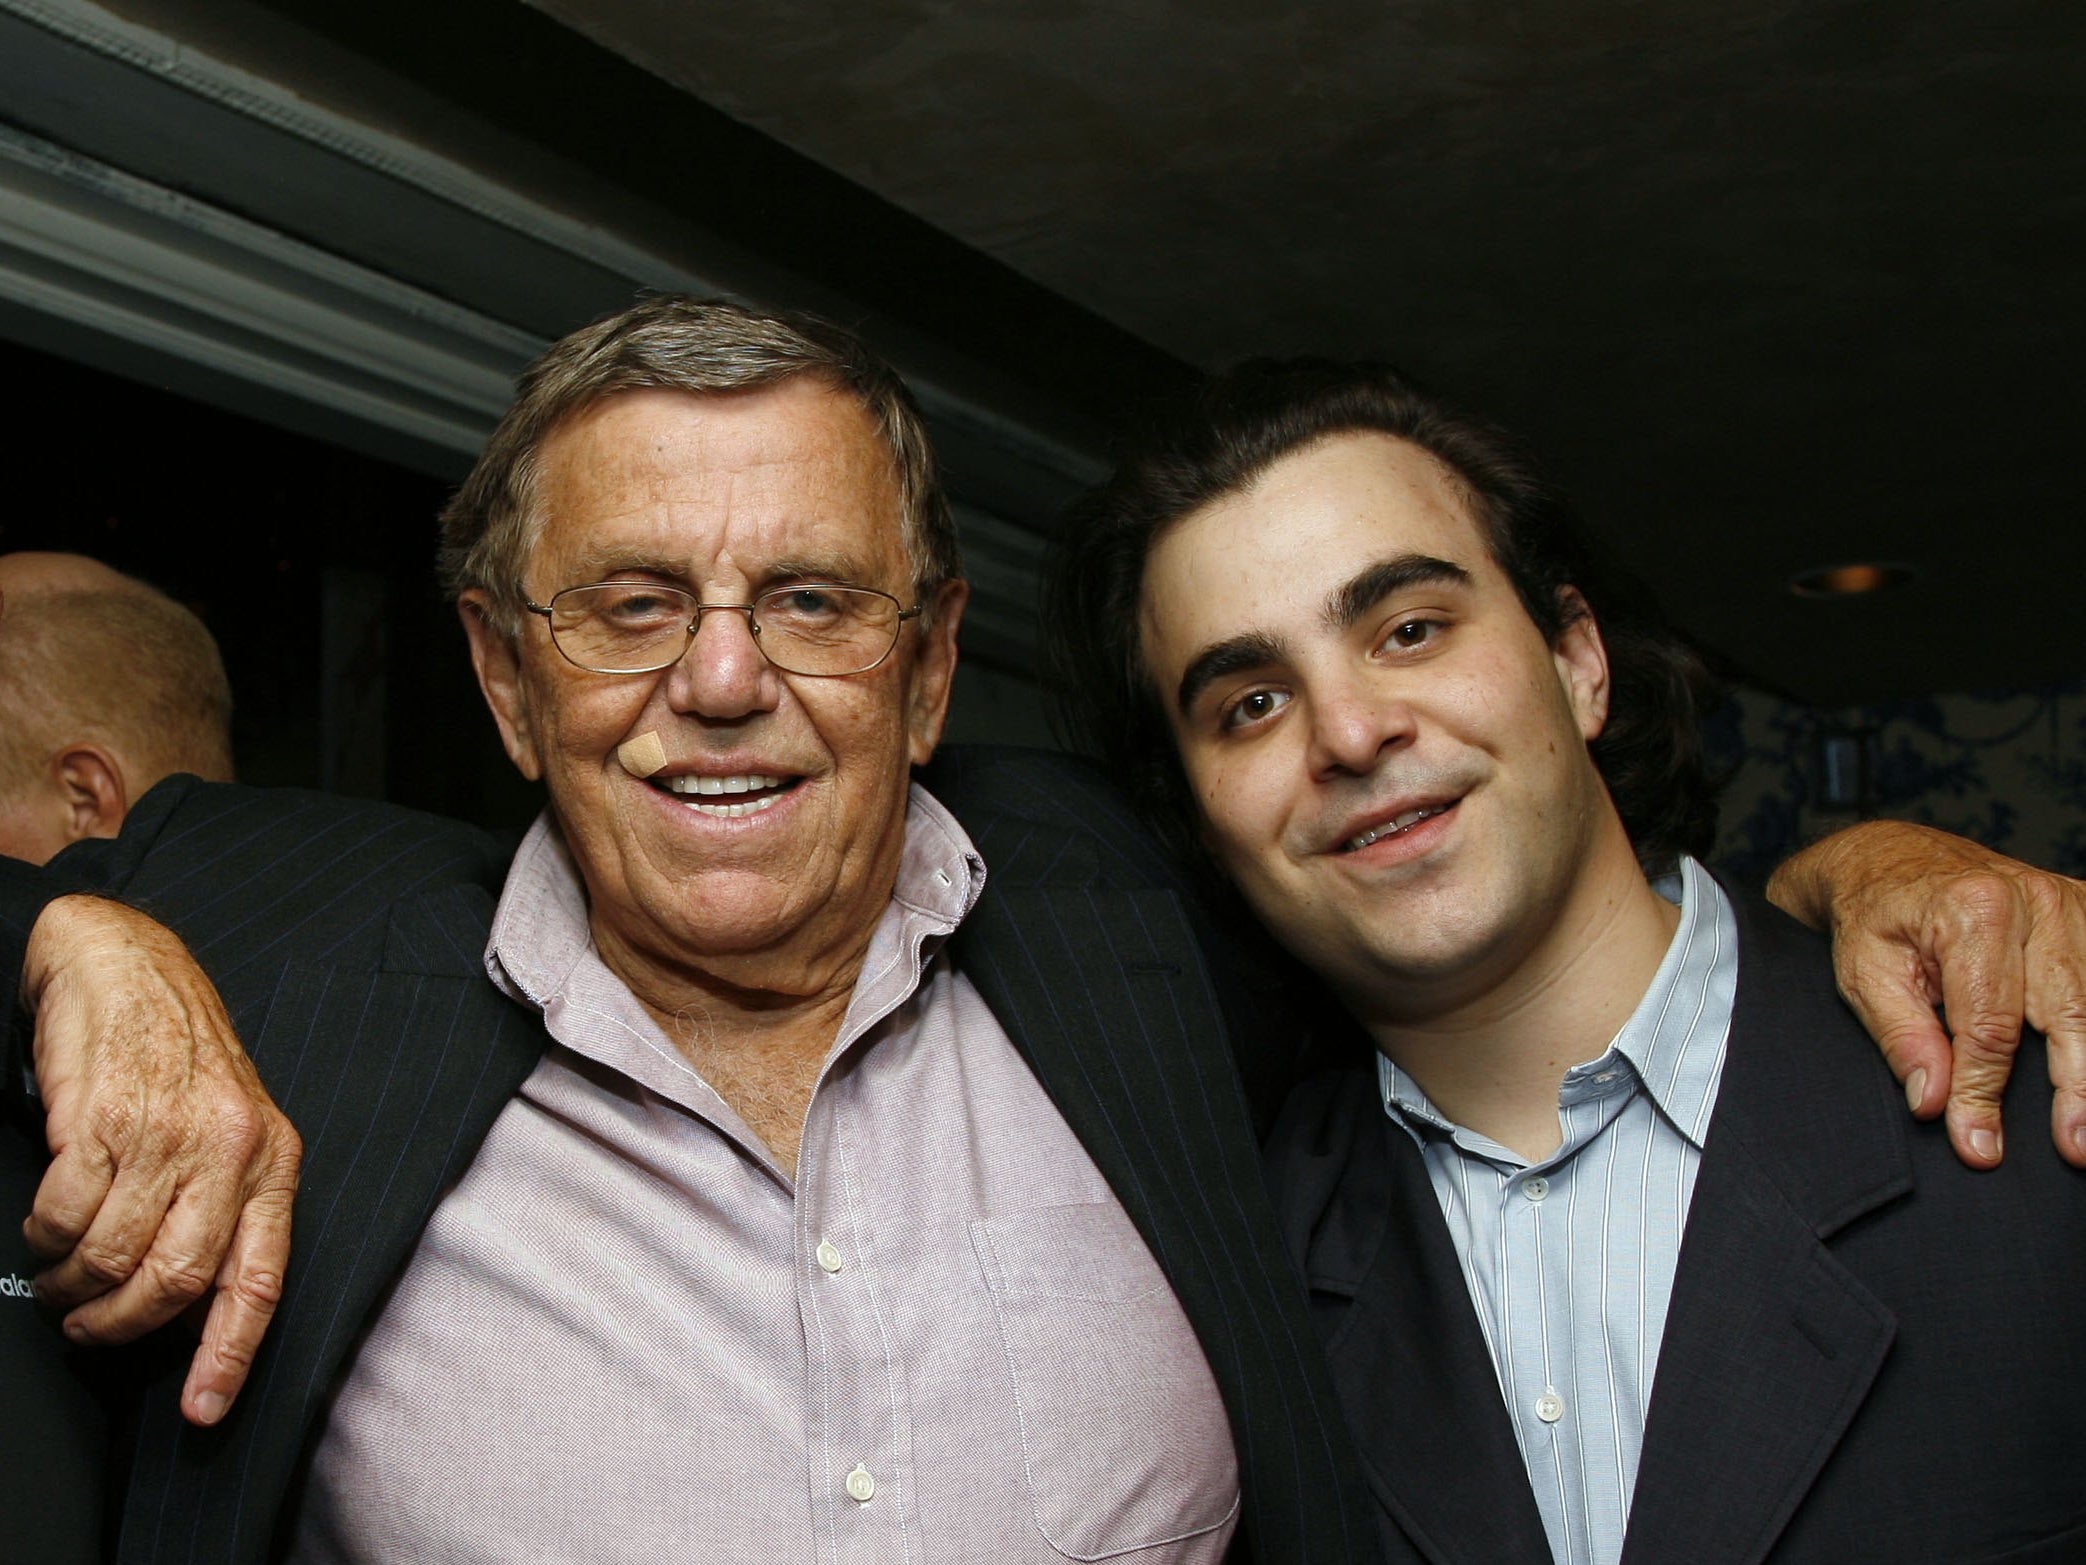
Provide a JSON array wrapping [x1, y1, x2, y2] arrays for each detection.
[[845, 1465, 875, 1502], [1535, 1392, 1566, 1424], [1523, 1176, 1550, 1203], [816, 1240, 844, 1274]]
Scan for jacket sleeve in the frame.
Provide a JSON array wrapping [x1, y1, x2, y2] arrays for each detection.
[[1, 854, 60, 1102], [3, 773, 513, 1103], [0, 817, 144, 1106]]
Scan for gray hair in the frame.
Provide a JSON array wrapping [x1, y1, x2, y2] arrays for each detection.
[[440, 295, 960, 636]]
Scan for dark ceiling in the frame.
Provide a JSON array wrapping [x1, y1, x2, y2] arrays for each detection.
[[86, 0, 2083, 706], [514, 0, 2082, 706]]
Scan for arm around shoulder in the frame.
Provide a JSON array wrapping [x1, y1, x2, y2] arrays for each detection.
[[1770, 820, 2086, 1169], [19, 891, 301, 1427]]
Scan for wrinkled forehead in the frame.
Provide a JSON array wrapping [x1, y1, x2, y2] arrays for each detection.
[[526, 383, 909, 584]]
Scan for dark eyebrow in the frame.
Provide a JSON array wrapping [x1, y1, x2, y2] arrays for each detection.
[[1175, 631, 1289, 717], [1322, 554, 1472, 632]]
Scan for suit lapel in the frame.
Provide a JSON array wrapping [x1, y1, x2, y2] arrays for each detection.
[[952, 880, 1376, 1564], [120, 887, 545, 1565], [1621, 901, 1909, 1565], [1307, 1094, 1554, 1565]]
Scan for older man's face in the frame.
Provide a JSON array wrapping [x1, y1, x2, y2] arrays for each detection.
[[463, 381, 963, 1002]]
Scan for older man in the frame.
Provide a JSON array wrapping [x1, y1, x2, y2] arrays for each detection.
[[6, 299, 1349, 1562], [1044, 358, 2086, 1563], [4, 301, 2077, 1563], [0, 553, 234, 865]]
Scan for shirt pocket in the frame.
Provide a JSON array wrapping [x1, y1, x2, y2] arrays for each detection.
[[969, 1201, 1241, 1561]]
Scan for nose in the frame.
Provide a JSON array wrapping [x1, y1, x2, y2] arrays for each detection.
[[662, 606, 781, 720], [1305, 670, 1416, 778]]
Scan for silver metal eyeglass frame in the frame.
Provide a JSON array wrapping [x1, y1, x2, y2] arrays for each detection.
[[521, 581, 924, 677]]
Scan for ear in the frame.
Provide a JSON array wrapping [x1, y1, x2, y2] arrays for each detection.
[[1551, 587, 1612, 744], [460, 592, 544, 780], [53, 744, 130, 843], [904, 578, 969, 767]]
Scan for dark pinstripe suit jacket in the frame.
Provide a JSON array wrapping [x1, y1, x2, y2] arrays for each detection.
[[1, 745, 1376, 1564]]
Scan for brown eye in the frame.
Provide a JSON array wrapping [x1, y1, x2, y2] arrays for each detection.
[[1384, 618, 1441, 651], [1221, 688, 1291, 730]]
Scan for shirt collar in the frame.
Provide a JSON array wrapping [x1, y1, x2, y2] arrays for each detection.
[[1379, 856, 1737, 1154], [485, 812, 591, 1010], [1601, 855, 1736, 1149], [485, 780, 988, 1014]]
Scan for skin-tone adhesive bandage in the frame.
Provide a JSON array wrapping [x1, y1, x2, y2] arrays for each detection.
[[617, 730, 668, 779]]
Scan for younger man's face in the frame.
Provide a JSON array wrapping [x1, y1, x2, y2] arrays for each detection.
[[1136, 431, 1616, 1021]]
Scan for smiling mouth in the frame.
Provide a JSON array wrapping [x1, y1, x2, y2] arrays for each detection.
[[650, 773, 803, 818], [1340, 801, 1455, 853]]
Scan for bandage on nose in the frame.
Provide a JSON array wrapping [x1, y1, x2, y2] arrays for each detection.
[[617, 730, 668, 778]]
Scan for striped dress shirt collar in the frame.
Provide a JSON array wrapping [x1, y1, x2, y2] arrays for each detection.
[[1380, 855, 1733, 1160]]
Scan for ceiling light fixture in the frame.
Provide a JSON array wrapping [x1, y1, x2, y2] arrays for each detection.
[[1789, 561, 1916, 598]]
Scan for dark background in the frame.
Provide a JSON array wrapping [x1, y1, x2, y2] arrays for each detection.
[[0, 339, 540, 831]]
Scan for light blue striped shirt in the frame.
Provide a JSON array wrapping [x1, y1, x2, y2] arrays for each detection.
[[1377, 856, 1737, 1565]]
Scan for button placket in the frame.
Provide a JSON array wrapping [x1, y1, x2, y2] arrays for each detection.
[[797, 1084, 923, 1554]]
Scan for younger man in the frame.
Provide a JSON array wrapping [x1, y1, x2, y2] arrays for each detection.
[[1048, 360, 2085, 1564]]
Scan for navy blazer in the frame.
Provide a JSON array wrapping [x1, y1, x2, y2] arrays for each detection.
[[2, 746, 1374, 1564], [1269, 894, 2086, 1565]]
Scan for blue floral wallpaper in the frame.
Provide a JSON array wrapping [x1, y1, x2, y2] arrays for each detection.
[[1709, 677, 2086, 889]]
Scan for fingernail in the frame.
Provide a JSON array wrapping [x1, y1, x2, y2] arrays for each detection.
[[1903, 1068, 1927, 1113], [1969, 1127, 2002, 1162], [193, 1390, 228, 1425], [63, 1320, 90, 1344], [2071, 1124, 2086, 1161]]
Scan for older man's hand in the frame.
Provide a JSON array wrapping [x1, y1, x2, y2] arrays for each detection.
[[20, 894, 301, 1426], [1768, 821, 2086, 1170]]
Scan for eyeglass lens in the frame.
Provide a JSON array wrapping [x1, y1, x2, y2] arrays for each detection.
[[547, 583, 904, 676]]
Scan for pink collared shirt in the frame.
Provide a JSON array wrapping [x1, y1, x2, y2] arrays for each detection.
[[289, 785, 1239, 1563]]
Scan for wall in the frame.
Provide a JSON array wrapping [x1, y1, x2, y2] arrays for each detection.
[[1709, 678, 2086, 888]]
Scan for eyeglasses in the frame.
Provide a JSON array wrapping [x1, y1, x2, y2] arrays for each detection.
[[522, 581, 923, 677]]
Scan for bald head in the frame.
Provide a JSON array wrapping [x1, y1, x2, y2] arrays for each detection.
[[0, 552, 234, 864], [0, 550, 137, 597]]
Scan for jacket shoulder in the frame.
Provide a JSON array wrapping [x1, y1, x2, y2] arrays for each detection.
[[922, 744, 1191, 892], [50, 777, 513, 978]]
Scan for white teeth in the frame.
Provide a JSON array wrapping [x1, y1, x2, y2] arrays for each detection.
[[680, 793, 785, 819], [1344, 804, 1447, 853], [662, 773, 785, 797], [656, 773, 792, 817]]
